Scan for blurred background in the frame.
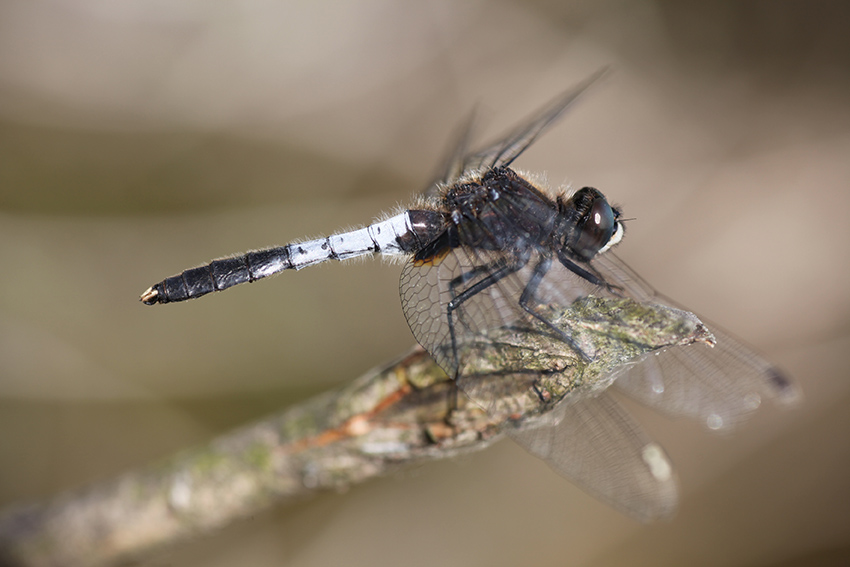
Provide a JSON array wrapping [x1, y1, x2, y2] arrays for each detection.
[[1, 1, 849, 566]]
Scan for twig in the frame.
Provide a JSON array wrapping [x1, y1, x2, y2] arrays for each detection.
[[0, 296, 710, 567]]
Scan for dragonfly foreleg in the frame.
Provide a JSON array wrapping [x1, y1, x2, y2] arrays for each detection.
[[556, 250, 623, 296]]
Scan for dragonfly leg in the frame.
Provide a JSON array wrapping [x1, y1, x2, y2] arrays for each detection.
[[519, 256, 593, 362], [556, 250, 624, 296], [531, 381, 551, 403], [447, 259, 509, 301], [445, 257, 527, 377]]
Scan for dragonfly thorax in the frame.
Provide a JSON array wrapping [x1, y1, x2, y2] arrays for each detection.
[[443, 167, 562, 252]]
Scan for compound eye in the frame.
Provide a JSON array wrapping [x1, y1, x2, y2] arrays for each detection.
[[573, 197, 616, 260]]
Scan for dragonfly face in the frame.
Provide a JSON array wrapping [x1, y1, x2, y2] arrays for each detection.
[[559, 186, 624, 261]]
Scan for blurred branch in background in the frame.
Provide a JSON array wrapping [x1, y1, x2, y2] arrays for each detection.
[[0, 296, 710, 567]]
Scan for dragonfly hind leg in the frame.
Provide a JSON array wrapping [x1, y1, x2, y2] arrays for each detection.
[[445, 257, 527, 377]]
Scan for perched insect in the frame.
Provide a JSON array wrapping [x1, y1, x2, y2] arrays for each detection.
[[141, 71, 796, 519]]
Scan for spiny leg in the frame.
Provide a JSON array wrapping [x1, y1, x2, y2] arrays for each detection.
[[518, 256, 592, 363], [447, 258, 511, 301], [445, 255, 528, 377], [556, 249, 623, 296]]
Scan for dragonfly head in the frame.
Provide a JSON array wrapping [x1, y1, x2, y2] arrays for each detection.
[[562, 187, 624, 261]]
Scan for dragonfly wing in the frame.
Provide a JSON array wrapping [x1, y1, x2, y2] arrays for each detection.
[[592, 252, 799, 428], [424, 105, 482, 198], [400, 244, 531, 376], [508, 390, 678, 521], [421, 68, 609, 199], [460, 68, 609, 173]]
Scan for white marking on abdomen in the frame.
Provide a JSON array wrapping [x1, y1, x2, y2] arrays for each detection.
[[367, 212, 413, 254], [328, 227, 376, 260], [286, 238, 335, 270], [287, 212, 412, 270]]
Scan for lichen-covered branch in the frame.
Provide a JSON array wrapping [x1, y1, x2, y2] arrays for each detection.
[[0, 297, 711, 567]]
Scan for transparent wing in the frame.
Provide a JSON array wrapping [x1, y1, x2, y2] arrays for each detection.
[[424, 68, 609, 195], [400, 245, 534, 378], [400, 246, 612, 417], [592, 252, 800, 428], [508, 390, 678, 521], [400, 242, 682, 521], [400, 242, 615, 419], [400, 238, 797, 429], [462, 68, 609, 174], [423, 105, 481, 199]]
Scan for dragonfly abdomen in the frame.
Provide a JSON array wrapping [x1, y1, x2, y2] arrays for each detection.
[[141, 212, 437, 305]]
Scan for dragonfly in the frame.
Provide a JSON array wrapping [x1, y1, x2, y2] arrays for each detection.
[[141, 70, 797, 519]]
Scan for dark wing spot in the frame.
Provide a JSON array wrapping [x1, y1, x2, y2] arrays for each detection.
[[766, 367, 798, 401]]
